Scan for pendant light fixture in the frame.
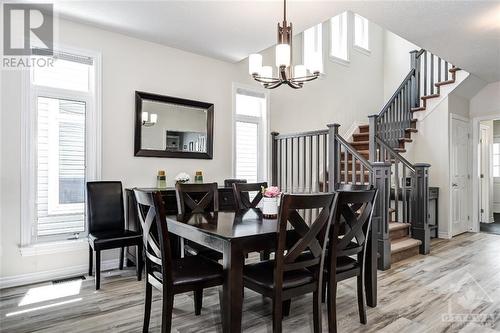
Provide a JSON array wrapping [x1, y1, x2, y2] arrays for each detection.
[[249, 0, 320, 89]]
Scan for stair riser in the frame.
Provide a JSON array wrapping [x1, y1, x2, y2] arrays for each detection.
[[392, 246, 420, 264], [390, 228, 409, 240], [359, 126, 369, 134], [353, 134, 369, 142], [351, 143, 369, 150], [340, 175, 370, 183]]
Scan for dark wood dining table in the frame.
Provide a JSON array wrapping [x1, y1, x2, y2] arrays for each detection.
[[165, 208, 377, 333]]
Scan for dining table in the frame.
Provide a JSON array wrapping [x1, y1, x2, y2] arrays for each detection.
[[165, 208, 377, 333]]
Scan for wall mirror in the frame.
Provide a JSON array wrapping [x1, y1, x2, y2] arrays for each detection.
[[134, 91, 214, 159]]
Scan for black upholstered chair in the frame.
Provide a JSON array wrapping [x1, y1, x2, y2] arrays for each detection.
[[86, 181, 142, 290], [223, 178, 247, 188], [175, 182, 222, 261], [243, 193, 336, 333], [134, 190, 223, 333], [325, 187, 377, 333], [232, 182, 267, 210]]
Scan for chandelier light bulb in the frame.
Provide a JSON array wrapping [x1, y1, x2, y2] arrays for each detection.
[[249, 54, 263, 75], [275, 44, 291, 68]]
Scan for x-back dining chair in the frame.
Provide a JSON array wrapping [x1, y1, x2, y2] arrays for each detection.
[[134, 189, 223, 333], [175, 182, 222, 261], [243, 192, 337, 333], [232, 182, 267, 210], [326, 187, 377, 333]]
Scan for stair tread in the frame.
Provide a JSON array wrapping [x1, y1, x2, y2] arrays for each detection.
[[411, 107, 426, 112], [399, 138, 412, 142], [449, 67, 460, 73], [391, 237, 422, 254], [389, 222, 411, 231], [421, 93, 440, 100], [350, 140, 369, 145], [435, 79, 455, 87], [405, 128, 418, 133]]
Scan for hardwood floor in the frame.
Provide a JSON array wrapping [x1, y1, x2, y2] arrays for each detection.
[[1, 232, 500, 332]]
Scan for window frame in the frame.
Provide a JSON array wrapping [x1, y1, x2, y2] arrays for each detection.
[[493, 139, 500, 179], [20, 45, 102, 249], [353, 13, 370, 55], [231, 83, 270, 183], [302, 23, 324, 74], [329, 11, 350, 66]]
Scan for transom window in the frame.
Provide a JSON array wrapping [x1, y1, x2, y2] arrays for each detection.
[[354, 14, 370, 52], [303, 23, 323, 74], [330, 12, 349, 63]]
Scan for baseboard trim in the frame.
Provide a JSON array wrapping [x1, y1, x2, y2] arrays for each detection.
[[438, 231, 452, 239], [0, 259, 121, 289]]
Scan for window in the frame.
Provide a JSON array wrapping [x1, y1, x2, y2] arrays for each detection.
[[493, 143, 500, 177], [303, 23, 323, 74], [354, 14, 370, 52], [22, 48, 101, 245], [330, 12, 349, 63], [233, 86, 268, 183]]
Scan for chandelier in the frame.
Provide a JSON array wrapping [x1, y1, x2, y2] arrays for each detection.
[[248, 0, 320, 89]]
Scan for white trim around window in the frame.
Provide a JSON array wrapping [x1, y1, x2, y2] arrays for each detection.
[[231, 83, 270, 183], [20, 45, 102, 252]]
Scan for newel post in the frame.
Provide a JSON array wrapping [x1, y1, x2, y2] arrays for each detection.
[[368, 115, 377, 163], [412, 163, 431, 254], [327, 123, 340, 191], [371, 161, 392, 271], [271, 132, 279, 186], [410, 50, 419, 108]]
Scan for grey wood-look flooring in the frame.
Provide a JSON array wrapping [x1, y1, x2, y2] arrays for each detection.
[[1, 232, 500, 333]]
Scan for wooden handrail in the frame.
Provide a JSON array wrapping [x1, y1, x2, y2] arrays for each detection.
[[335, 134, 373, 172], [273, 129, 328, 139], [375, 136, 415, 172], [377, 69, 414, 119]]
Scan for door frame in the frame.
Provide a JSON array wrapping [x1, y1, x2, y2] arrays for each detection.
[[472, 113, 500, 232], [449, 113, 472, 236]]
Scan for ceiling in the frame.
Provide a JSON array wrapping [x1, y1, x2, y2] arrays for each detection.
[[47, 1, 500, 82]]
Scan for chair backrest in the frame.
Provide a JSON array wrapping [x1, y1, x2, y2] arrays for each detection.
[[134, 189, 173, 285], [274, 193, 336, 288], [86, 181, 125, 233], [330, 188, 378, 259], [232, 182, 267, 210], [175, 182, 219, 215], [224, 179, 247, 188]]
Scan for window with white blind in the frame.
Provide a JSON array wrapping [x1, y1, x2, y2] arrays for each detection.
[[354, 14, 370, 52], [233, 86, 268, 183], [330, 12, 349, 63], [22, 48, 101, 246], [303, 23, 323, 74]]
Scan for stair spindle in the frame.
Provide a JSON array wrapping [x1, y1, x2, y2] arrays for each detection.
[[445, 61, 449, 80], [430, 53, 434, 94], [424, 51, 428, 96]]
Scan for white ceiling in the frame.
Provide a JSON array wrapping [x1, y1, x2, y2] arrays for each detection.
[[49, 1, 500, 82]]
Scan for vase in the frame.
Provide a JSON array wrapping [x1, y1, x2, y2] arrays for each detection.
[[262, 197, 278, 218]]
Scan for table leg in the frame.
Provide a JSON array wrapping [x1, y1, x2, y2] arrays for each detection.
[[365, 227, 377, 307], [222, 242, 244, 333]]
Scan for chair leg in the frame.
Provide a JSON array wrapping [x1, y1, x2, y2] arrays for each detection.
[[194, 289, 203, 315], [136, 244, 143, 281], [321, 278, 327, 303], [282, 299, 291, 317], [327, 280, 338, 333], [88, 245, 93, 276], [272, 298, 283, 333], [95, 250, 101, 290], [357, 275, 367, 324], [119, 247, 124, 270], [313, 291, 321, 333], [161, 292, 174, 333], [143, 281, 152, 333]]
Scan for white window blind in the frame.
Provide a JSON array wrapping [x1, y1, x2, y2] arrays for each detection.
[[330, 12, 348, 61], [354, 14, 369, 51], [303, 23, 323, 74], [30, 50, 94, 240], [234, 88, 267, 183], [493, 143, 500, 177]]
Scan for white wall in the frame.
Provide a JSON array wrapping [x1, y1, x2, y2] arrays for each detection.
[[1, 19, 237, 280], [470, 81, 500, 118], [383, 31, 419, 101]]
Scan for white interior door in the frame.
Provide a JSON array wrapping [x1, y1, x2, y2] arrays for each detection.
[[451, 117, 470, 236]]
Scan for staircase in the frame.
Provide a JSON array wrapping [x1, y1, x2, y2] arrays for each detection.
[[345, 51, 461, 264]]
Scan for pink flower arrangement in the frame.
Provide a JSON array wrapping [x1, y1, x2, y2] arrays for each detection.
[[261, 186, 281, 198]]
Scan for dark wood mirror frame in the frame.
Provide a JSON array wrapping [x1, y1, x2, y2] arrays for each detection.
[[134, 91, 214, 159]]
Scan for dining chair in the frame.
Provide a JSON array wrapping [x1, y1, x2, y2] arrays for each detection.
[[232, 182, 267, 210], [223, 178, 247, 188], [175, 182, 222, 261], [325, 187, 378, 333], [87, 181, 142, 290], [243, 192, 336, 333], [134, 189, 224, 333]]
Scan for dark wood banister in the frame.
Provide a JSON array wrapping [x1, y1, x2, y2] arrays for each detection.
[[335, 133, 373, 172], [375, 136, 415, 172], [377, 69, 415, 119]]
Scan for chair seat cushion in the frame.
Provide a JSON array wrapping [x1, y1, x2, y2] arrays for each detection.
[[152, 255, 223, 287], [89, 230, 141, 250], [184, 240, 223, 261], [243, 260, 314, 291]]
